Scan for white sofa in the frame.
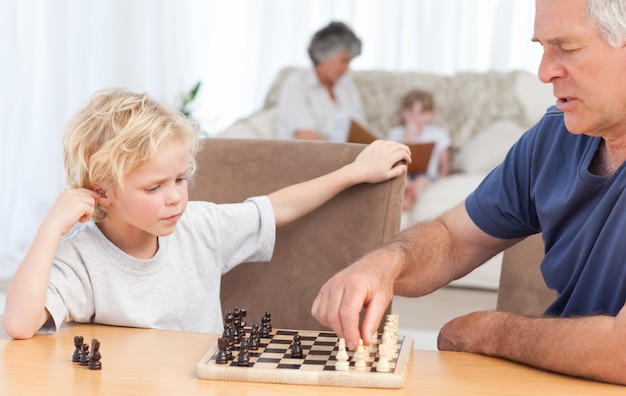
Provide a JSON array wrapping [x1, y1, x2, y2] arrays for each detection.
[[216, 67, 555, 290]]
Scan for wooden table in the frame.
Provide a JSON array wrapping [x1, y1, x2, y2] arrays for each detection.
[[1, 319, 624, 395]]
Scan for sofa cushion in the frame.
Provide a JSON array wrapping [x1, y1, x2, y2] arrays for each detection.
[[216, 108, 277, 140], [514, 72, 555, 126], [452, 119, 526, 174]]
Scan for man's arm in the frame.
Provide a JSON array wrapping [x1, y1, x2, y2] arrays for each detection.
[[311, 202, 520, 349], [438, 307, 626, 385], [268, 140, 411, 227]]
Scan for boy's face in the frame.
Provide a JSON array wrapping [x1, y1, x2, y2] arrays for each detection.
[[402, 102, 434, 128], [103, 141, 190, 240]]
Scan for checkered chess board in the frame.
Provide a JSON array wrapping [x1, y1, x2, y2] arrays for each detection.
[[196, 328, 413, 388]]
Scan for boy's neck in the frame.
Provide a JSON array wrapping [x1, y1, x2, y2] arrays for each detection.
[[404, 123, 425, 138], [96, 221, 159, 260]]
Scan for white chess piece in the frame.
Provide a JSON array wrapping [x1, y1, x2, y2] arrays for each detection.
[[353, 339, 367, 371], [335, 338, 349, 371], [376, 336, 392, 373], [376, 353, 390, 373]]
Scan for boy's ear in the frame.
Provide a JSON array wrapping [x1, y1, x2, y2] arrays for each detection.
[[92, 182, 111, 206]]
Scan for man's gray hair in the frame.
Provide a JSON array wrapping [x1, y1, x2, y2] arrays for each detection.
[[307, 21, 362, 65], [587, 0, 626, 46]]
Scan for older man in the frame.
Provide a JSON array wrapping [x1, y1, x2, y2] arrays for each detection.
[[312, 0, 626, 385]]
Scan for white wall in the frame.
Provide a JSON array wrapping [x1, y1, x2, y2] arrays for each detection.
[[0, 0, 541, 281]]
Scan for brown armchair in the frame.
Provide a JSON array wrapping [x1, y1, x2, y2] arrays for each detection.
[[496, 233, 556, 316], [188, 138, 405, 330]]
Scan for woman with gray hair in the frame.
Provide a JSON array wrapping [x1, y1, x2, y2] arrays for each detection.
[[276, 21, 368, 141]]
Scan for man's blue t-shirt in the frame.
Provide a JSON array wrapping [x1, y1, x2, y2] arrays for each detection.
[[466, 106, 626, 317]]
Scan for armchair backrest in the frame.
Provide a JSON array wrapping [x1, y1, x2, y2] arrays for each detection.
[[496, 233, 556, 316], [188, 138, 404, 330]]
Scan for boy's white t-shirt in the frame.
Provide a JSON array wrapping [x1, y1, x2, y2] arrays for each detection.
[[43, 197, 275, 334]]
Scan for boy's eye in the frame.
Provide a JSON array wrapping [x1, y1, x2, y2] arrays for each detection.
[[146, 185, 160, 193], [176, 177, 188, 184]]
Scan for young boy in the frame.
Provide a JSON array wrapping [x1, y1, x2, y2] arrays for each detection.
[[2, 88, 411, 339], [387, 89, 451, 212]]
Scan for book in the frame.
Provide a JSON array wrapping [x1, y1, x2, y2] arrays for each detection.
[[347, 121, 435, 174]]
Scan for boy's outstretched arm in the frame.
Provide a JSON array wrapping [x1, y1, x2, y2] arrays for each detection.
[[268, 140, 411, 227], [2, 188, 99, 339]]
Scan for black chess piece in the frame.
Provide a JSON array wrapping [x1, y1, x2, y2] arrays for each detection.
[[264, 311, 272, 332], [237, 339, 250, 366], [223, 309, 234, 331], [79, 343, 90, 366], [72, 335, 83, 362], [290, 334, 303, 358], [88, 339, 102, 370], [215, 337, 229, 364], [232, 308, 241, 344], [249, 324, 259, 351], [222, 310, 235, 354], [238, 308, 247, 339], [259, 312, 272, 338]]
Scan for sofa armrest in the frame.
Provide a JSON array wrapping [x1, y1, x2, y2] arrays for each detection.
[[496, 234, 556, 316]]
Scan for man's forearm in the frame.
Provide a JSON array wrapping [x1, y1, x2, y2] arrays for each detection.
[[391, 219, 459, 296], [439, 310, 626, 385]]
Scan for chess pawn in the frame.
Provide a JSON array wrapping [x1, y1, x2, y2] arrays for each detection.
[[237, 339, 250, 367], [290, 334, 303, 358], [370, 331, 378, 346], [215, 337, 229, 364], [335, 338, 349, 372], [72, 335, 84, 362], [353, 339, 367, 371], [259, 312, 272, 338], [376, 354, 390, 373], [79, 343, 90, 366], [263, 311, 272, 332]]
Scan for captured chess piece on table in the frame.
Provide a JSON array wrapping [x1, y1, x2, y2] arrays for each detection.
[[72, 335, 84, 362], [79, 343, 90, 366], [88, 339, 102, 370], [72, 335, 102, 371]]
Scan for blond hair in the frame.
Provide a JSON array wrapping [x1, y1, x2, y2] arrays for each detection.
[[63, 87, 200, 221]]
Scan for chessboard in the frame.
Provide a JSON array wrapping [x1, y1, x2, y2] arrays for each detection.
[[196, 328, 414, 388]]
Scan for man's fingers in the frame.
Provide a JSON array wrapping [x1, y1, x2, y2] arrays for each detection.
[[359, 295, 391, 346]]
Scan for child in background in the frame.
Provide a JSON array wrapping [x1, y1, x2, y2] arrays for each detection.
[[387, 89, 451, 212], [2, 88, 411, 340]]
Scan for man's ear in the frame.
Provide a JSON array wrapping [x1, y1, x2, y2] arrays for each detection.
[[92, 182, 112, 206]]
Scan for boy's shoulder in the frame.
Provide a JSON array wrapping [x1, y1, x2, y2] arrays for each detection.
[[59, 221, 98, 244]]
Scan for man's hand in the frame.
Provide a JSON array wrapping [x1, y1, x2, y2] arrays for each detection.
[[437, 311, 497, 354], [311, 247, 401, 350]]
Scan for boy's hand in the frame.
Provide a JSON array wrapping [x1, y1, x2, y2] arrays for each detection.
[[42, 188, 100, 237], [350, 140, 412, 183]]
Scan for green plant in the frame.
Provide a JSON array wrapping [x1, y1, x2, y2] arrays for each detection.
[[179, 81, 202, 118]]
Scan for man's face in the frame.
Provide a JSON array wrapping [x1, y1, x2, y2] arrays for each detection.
[[533, 0, 626, 139]]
